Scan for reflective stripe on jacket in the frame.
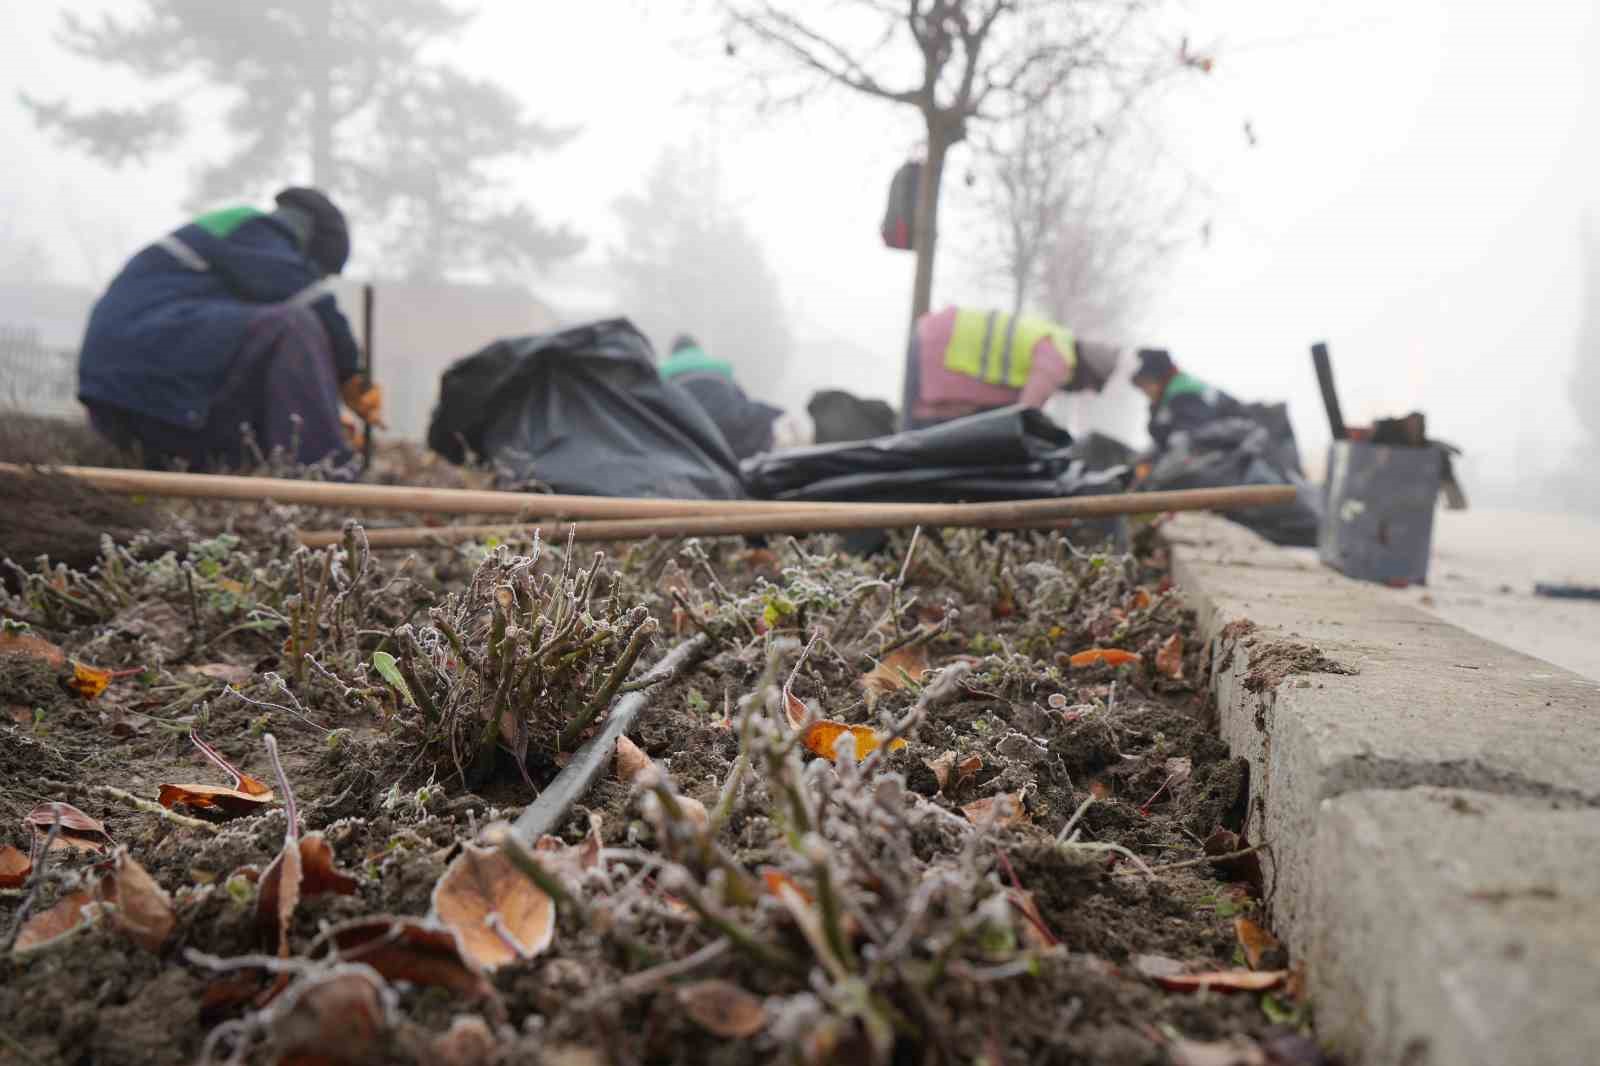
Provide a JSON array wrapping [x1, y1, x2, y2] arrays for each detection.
[[942, 309, 1075, 388]]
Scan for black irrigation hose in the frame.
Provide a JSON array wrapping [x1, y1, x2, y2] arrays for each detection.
[[513, 633, 710, 842]]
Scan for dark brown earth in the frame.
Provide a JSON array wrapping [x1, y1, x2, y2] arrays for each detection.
[[0, 440, 1329, 1066]]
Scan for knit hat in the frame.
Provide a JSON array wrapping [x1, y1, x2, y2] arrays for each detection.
[[670, 334, 700, 354], [274, 186, 349, 276], [1131, 348, 1175, 384]]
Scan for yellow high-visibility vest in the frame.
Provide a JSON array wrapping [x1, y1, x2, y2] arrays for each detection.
[[943, 309, 1075, 388]]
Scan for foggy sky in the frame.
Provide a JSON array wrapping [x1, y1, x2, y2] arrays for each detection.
[[1, 0, 1596, 496]]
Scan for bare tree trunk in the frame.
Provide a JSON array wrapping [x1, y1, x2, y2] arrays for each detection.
[[900, 128, 950, 427], [909, 130, 949, 325]]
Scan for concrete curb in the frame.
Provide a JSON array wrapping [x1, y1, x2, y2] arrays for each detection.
[[1166, 514, 1600, 1066]]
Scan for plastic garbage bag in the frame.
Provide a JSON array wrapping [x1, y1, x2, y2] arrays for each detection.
[[741, 405, 1131, 503], [427, 318, 746, 500], [1140, 406, 1322, 546]]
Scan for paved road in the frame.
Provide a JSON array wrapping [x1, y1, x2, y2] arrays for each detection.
[[1373, 509, 1600, 681]]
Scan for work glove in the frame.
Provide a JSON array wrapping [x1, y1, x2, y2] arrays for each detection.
[[340, 375, 386, 429]]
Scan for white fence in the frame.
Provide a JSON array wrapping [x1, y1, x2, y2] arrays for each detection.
[[0, 325, 80, 419]]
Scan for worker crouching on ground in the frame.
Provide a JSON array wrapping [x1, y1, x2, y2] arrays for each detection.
[[77, 186, 382, 473], [660, 334, 812, 460], [900, 305, 1119, 429], [1130, 348, 1243, 451]]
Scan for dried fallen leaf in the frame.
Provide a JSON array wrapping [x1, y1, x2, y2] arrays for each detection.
[[861, 644, 929, 706], [432, 1014, 499, 1066], [64, 661, 113, 699], [955, 754, 983, 790], [0, 629, 67, 666], [12, 889, 95, 952], [781, 680, 811, 731], [801, 720, 906, 763], [678, 979, 767, 1038], [187, 662, 252, 685], [1068, 648, 1142, 669], [614, 735, 652, 784], [1131, 953, 1188, 980], [1169, 1037, 1268, 1066], [0, 844, 31, 887], [94, 847, 175, 952], [1128, 588, 1154, 612], [761, 867, 812, 903], [924, 751, 956, 792], [256, 735, 356, 963], [23, 801, 111, 856], [961, 792, 1028, 829], [321, 916, 498, 1004], [159, 731, 274, 818], [1204, 827, 1264, 897], [1007, 887, 1058, 948], [1156, 633, 1184, 679], [432, 845, 555, 971], [273, 966, 392, 1065], [1152, 968, 1288, 993], [1234, 916, 1284, 972]]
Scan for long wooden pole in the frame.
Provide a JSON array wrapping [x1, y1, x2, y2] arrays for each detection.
[[0, 463, 892, 518], [296, 485, 1297, 549]]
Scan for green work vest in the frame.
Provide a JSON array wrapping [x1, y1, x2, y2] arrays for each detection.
[[943, 309, 1074, 388]]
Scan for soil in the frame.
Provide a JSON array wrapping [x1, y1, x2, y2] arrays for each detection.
[[0, 440, 1329, 1066]]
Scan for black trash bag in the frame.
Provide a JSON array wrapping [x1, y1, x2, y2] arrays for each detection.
[[807, 389, 898, 445], [742, 405, 1131, 503], [427, 318, 745, 500], [880, 161, 921, 251], [1140, 407, 1322, 546]]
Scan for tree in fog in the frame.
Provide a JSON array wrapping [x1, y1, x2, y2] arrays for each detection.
[[612, 147, 794, 389], [723, 0, 1202, 341], [21, 1, 581, 279], [983, 115, 1190, 339]]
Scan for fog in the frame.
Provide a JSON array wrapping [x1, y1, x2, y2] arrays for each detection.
[[2, 0, 1597, 508]]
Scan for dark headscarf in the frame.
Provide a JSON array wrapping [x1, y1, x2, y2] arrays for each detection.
[[274, 186, 350, 276]]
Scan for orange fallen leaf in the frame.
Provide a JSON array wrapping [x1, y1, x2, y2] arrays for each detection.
[[861, 644, 930, 706], [94, 847, 175, 952], [955, 754, 983, 790], [0, 629, 67, 666], [0, 845, 30, 887], [679, 978, 767, 1038], [1128, 588, 1154, 611], [159, 731, 274, 818], [64, 661, 113, 700], [23, 801, 111, 856], [614, 735, 652, 785], [1234, 916, 1283, 972], [761, 867, 812, 903], [13, 889, 95, 952], [1152, 969, 1287, 994], [1156, 633, 1184, 679], [801, 720, 906, 762], [431, 845, 555, 971], [1068, 648, 1141, 669], [961, 792, 1028, 828], [320, 916, 498, 1004]]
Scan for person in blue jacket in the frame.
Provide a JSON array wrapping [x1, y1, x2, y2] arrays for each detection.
[[78, 187, 382, 471]]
